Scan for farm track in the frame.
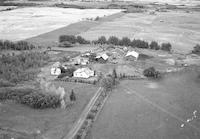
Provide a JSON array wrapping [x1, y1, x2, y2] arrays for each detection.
[[62, 87, 103, 139]]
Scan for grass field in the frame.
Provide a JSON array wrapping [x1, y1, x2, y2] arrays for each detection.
[[90, 68, 200, 139], [80, 10, 200, 53], [0, 82, 98, 139]]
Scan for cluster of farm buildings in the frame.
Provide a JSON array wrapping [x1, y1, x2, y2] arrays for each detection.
[[50, 46, 140, 79]]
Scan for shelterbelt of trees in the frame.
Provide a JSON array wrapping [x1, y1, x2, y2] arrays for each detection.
[[59, 35, 172, 52], [0, 40, 36, 50]]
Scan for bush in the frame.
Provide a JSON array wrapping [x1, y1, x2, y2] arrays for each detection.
[[161, 43, 172, 52], [131, 39, 149, 48], [143, 67, 161, 78], [192, 44, 200, 54], [149, 41, 160, 50], [119, 37, 131, 46], [107, 36, 119, 45], [59, 35, 76, 43]]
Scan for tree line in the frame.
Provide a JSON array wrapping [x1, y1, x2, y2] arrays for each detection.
[[59, 35, 172, 52], [0, 40, 36, 50]]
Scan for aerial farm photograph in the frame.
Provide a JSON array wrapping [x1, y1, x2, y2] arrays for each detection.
[[0, 0, 200, 139]]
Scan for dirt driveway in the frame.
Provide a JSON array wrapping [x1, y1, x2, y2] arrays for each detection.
[[90, 70, 200, 139]]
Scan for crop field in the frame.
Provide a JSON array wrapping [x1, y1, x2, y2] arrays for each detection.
[[0, 82, 98, 139], [90, 69, 200, 139], [0, 7, 121, 41], [80, 11, 200, 53]]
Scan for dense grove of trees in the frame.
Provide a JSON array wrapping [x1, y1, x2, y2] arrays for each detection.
[[0, 88, 61, 109], [0, 52, 49, 85], [58, 35, 172, 52], [0, 40, 36, 50]]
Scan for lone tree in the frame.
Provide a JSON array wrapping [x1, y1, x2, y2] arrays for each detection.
[[70, 89, 76, 101], [112, 68, 117, 79]]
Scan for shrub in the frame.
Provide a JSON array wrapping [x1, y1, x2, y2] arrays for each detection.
[[161, 43, 172, 52], [107, 36, 119, 45], [143, 67, 161, 78], [149, 41, 160, 50], [192, 44, 200, 54], [59, 35, 76, 43], [119, 37, 131, 46], [131, 39, 149, 49]]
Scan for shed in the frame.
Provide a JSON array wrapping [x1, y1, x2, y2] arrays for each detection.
[[51, 67, 61, 76]]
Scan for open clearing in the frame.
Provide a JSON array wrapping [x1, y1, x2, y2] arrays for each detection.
[[80, 11, 200, 53], [0, 7, 121, 41], [90, 69, 200, 139]]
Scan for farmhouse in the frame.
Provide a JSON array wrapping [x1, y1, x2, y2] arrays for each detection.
[[125, 51, 139, 61], [73, 67, 94, 78]]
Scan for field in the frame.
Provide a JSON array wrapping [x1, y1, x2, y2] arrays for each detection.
[[0, 7, 121, 41], [80, 10, 200, 53], [90, 69, 200, 139], [0, 82, 98, 139]]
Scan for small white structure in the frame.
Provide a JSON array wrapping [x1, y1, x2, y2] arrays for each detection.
[[51, 67, 61, 76], [73, 68, 94, 78], [51, 62, 61, 76], [125, 51, 139, 61], [96, 53, 109, 60]]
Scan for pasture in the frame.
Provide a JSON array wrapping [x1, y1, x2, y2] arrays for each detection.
[[90, 68, 200, 139]]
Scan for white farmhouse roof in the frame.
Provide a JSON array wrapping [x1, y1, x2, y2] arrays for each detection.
[[96, 53, 109, 60], [73, 68, 94, 78], [125, 51, 139, 59]]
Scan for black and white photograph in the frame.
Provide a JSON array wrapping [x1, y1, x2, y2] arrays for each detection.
[[0, 0, 200, 139]]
